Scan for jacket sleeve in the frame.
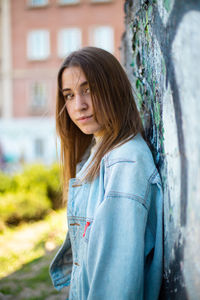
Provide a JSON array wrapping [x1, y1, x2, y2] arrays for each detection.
[[86, 159, 150, 300]]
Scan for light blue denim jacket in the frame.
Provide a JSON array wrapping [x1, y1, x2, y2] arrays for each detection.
[[50, 133, 163, 300]]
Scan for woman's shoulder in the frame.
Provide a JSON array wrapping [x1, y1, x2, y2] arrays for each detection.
[[103, 133, 158, 178], [105, 133, 153, 162]]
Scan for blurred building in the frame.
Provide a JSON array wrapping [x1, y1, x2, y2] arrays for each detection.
[[0, 0, 124, 169]]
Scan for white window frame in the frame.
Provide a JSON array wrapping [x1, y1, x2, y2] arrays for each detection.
[[27, 30, 50, 61], [58, 0, 80, 5], [58, 28, 82, 58], [30, 81, 48, 111], [90, 26, 114, 54], [28, 0, 48, 7]]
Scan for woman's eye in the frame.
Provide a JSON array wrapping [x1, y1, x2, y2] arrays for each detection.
[[83, 87, 90, 95], [64, 93, 74, 101]]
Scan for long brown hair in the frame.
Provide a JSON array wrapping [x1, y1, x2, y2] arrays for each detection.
[[56, 47, 144, 192]]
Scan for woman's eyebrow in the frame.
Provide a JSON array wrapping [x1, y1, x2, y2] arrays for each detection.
[[62, 81, 88, 93], [80, 81, 88, 87], [62, 88, 71, 92]]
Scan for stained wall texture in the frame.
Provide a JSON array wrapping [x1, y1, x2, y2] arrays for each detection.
[[122, 0, 200, 299]]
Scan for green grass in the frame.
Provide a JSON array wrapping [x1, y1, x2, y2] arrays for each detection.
[[0, 279, 23, 296], [24, 265, 51, 288], [22, 295, 49, 300], [0, 209, 68, 299], [0, 285, 13, 294], [0, 209, 66, 278]]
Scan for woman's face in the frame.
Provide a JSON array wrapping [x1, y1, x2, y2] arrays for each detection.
[[62, 66, 102, 136]]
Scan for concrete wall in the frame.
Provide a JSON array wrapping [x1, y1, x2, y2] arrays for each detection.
[[123, 0, 200, 299]]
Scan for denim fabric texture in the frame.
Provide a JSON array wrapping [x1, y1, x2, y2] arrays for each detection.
[[49, 133, 163, 300]]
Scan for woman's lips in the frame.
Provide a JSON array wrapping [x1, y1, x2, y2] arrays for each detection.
[[77, 115, 93, 122]]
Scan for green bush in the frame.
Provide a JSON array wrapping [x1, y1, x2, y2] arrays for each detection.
[[0, 191, 51, 225], [13, 163, 62, 209], [0, 163, 63, 227], [46, 164, 63, 209], [0, 172, 16, 194], [14, 164, 51, 192]]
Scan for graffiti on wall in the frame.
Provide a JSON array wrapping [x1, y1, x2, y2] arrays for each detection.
[[124, 0, 200, 299]]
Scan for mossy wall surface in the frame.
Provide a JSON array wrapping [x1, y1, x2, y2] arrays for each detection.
[[122, 0, 200, 299]]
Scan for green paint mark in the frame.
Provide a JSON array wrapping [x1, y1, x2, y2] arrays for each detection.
[[138, 20, 142, 31], [147, 68, 152, 84], [160, 135, 165, 150], [153, 80, 156, 94], [132, 32, 138, 51], [130, 62, 135, 67], [169, 207, 173, 218], [147, 93, 151, 106], [163, 0, 171, 12], [146, 11, 148, 26], [148, 5, 153, 17], [144, 10, 151, 39], [142, 13, 147, 28], [145, 24, 149, 37], [160, 127, 165, 150], [142, 57, 145, 68], [162, 58, 166, 75], [137, 92, 143, 110], [136, 79, 141, 90], [154, 101, 161, 127]]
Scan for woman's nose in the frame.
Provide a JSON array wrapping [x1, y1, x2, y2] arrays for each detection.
[[75, 94, 88, 111]]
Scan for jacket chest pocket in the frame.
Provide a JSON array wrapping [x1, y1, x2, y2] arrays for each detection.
[[67, 179, 94, 263], [68, 217, 93, 258], [68, 217, 85, 243], [67, 179, 90, 216], [67, 217, 87, 268]]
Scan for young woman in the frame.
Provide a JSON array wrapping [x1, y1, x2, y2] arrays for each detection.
[[50, 47, 163, 300]]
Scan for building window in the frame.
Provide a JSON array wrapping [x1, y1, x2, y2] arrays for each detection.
[[90, 26, 114, 53], [34, 138, 44, 158], [30, 82, 47, 111], [58, 0, 80, 5], [27, 30, 50, 60], [28, 0, 48, 7], [58, 28, 81, 57]]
